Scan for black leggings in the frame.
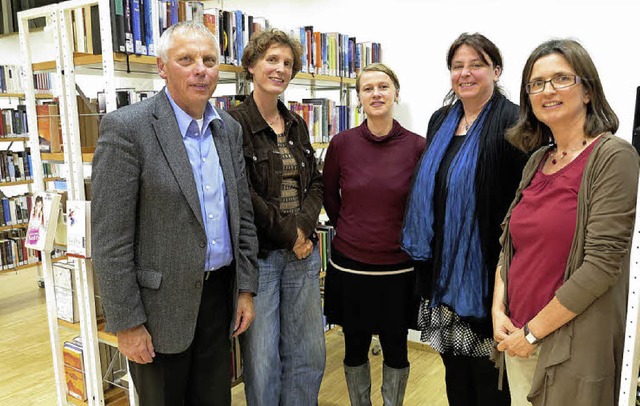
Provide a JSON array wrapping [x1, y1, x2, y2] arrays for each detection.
[[343, 327, 409, 369], [440, 353, 510, 406]]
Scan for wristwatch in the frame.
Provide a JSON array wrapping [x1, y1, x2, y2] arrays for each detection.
[[523, 323, 540, 345]]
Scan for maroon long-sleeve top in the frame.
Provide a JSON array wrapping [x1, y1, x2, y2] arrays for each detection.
[[323, 120, 426, 265]]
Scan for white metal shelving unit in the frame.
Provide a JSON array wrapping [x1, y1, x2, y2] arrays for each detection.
[[17, 0, 361, 404], [18, 0, 137, 404]]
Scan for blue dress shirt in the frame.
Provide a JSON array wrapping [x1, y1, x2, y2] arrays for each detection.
[[166, 89, 233, 271]]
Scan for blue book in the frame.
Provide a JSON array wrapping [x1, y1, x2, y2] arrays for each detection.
[[129, 0, 144, 55], [2, 198, 11, 226], [27, 152, 32, 179], [169, 0, 178, 26], [299, 27, 307, 73], [322, 33, 328, 75], [234, 11, 244, 64], [142, 0, 154, 55]]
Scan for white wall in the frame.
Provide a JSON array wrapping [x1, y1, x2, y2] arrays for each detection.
[[2, 0, 637, 140], [227, 0, 639, 142]]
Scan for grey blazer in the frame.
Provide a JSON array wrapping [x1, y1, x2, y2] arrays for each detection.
[[91, 90, 258, 354]]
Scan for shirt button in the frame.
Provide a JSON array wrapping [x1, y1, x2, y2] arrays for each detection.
[[253, 156, 257, 161], [205, 185, 210, 190], [209, 214, 214, 219], [211, 240, 216, 245], [199, 242, 206, 248], [289, 140, 293, 145], [301, 162, 306, 167], [202, 158, 206, 162]]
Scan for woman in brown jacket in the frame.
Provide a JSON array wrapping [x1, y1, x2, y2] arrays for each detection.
[[492, 39, 639, 405]]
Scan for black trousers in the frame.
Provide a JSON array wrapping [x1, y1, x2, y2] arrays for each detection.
[[440, 353, 510, 406], [128, 266, 233, 406], [343, 327, 409, 369]]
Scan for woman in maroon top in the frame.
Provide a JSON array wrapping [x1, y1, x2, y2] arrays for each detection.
[[323, 63, 425, 405], [492, 39, 638, 405]]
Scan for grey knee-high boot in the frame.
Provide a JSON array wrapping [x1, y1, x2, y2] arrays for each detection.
[[344, 362, 372, 406], [381, 363, 410, 406]]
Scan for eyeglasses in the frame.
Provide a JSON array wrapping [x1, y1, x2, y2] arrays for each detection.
[[525, 74, 582, 94]]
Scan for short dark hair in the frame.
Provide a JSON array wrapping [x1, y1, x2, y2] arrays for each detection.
[[507, 39, 619, 152], [443, 33, 504, 106], [241, 29, 303, 81]]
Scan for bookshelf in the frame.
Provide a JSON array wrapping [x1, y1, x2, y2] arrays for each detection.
[[0, 132, 40, 273], [16, 0, 371, 404]]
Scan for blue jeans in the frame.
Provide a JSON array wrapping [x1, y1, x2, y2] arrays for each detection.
[[241, 246, 326, 406]]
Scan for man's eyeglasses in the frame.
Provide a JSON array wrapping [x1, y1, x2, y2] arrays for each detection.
[[525, 74, 582, 95]]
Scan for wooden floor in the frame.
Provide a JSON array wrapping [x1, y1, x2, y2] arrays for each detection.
[[0, 266, 448, 405]]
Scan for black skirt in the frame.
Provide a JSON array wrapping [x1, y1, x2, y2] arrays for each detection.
[[323, 249, 419, 334]]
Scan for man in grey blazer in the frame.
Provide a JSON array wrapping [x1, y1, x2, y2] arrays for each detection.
[[91, 22, 258, 405]]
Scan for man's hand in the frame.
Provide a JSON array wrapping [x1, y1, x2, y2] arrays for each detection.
[[117, 324, 155, 364], [233, 292, 255, 337]]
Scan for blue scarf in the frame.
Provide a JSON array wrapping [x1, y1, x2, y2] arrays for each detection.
[[402, 101, 491, 319]]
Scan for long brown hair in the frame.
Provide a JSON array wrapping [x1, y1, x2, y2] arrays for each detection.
[[507, 39, 618, 152]]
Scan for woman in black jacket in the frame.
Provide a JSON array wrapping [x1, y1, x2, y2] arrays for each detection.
[[227, 29, 325, 406], [402, 32, 527, 406]]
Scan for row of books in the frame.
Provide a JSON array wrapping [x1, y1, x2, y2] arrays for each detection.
[[0, 65, 22, 94], [37, 97, 100, 153], [0, 106, 28, 138], [317, 224, 336, 333], [62, 337, 127, 402], [0, 228, 41, 270], [62, 338, 86, 401], [0, 150, 33, 184], [0, 0, 50, 35], [1, 193, 32, 226], [294, 27, 382, 79], [0, 66, 53, 95], [96, 88, 158, 113], [289, 99, 364, 144], [317, 224, 335, 274]]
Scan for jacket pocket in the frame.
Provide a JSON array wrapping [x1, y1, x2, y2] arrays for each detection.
[[247, 149, 278, 199], [136, 268, 162, 289]]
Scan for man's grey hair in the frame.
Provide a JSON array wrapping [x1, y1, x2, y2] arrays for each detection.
[[156, 22, 220, 63]]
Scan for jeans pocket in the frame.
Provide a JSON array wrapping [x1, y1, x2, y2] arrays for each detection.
[[304, 248, 321, 278]]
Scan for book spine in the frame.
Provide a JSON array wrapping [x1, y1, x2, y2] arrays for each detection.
[[130, 0, 143, 55], [143, 0, 154, 55], [124, 0, 134, 53], [111, 0, 127, 53]]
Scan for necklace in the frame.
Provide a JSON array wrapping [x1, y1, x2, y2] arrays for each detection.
[[463, 114, 478, 132], [265, 113, 280, 126], [550, 139, 587, 165]]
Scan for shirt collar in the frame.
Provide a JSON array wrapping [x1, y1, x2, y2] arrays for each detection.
[[165, 87, 222, 139], [245, 92, 296, 134]]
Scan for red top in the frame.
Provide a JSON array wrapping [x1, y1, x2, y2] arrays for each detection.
[[508, 141, 596, 328], [323, 120, 426, 264]]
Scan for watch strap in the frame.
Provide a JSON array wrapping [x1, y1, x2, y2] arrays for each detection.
[[524, 323, 540, 345]]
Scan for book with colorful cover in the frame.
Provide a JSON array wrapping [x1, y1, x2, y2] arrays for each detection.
[[25, 192, 61, 252]]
